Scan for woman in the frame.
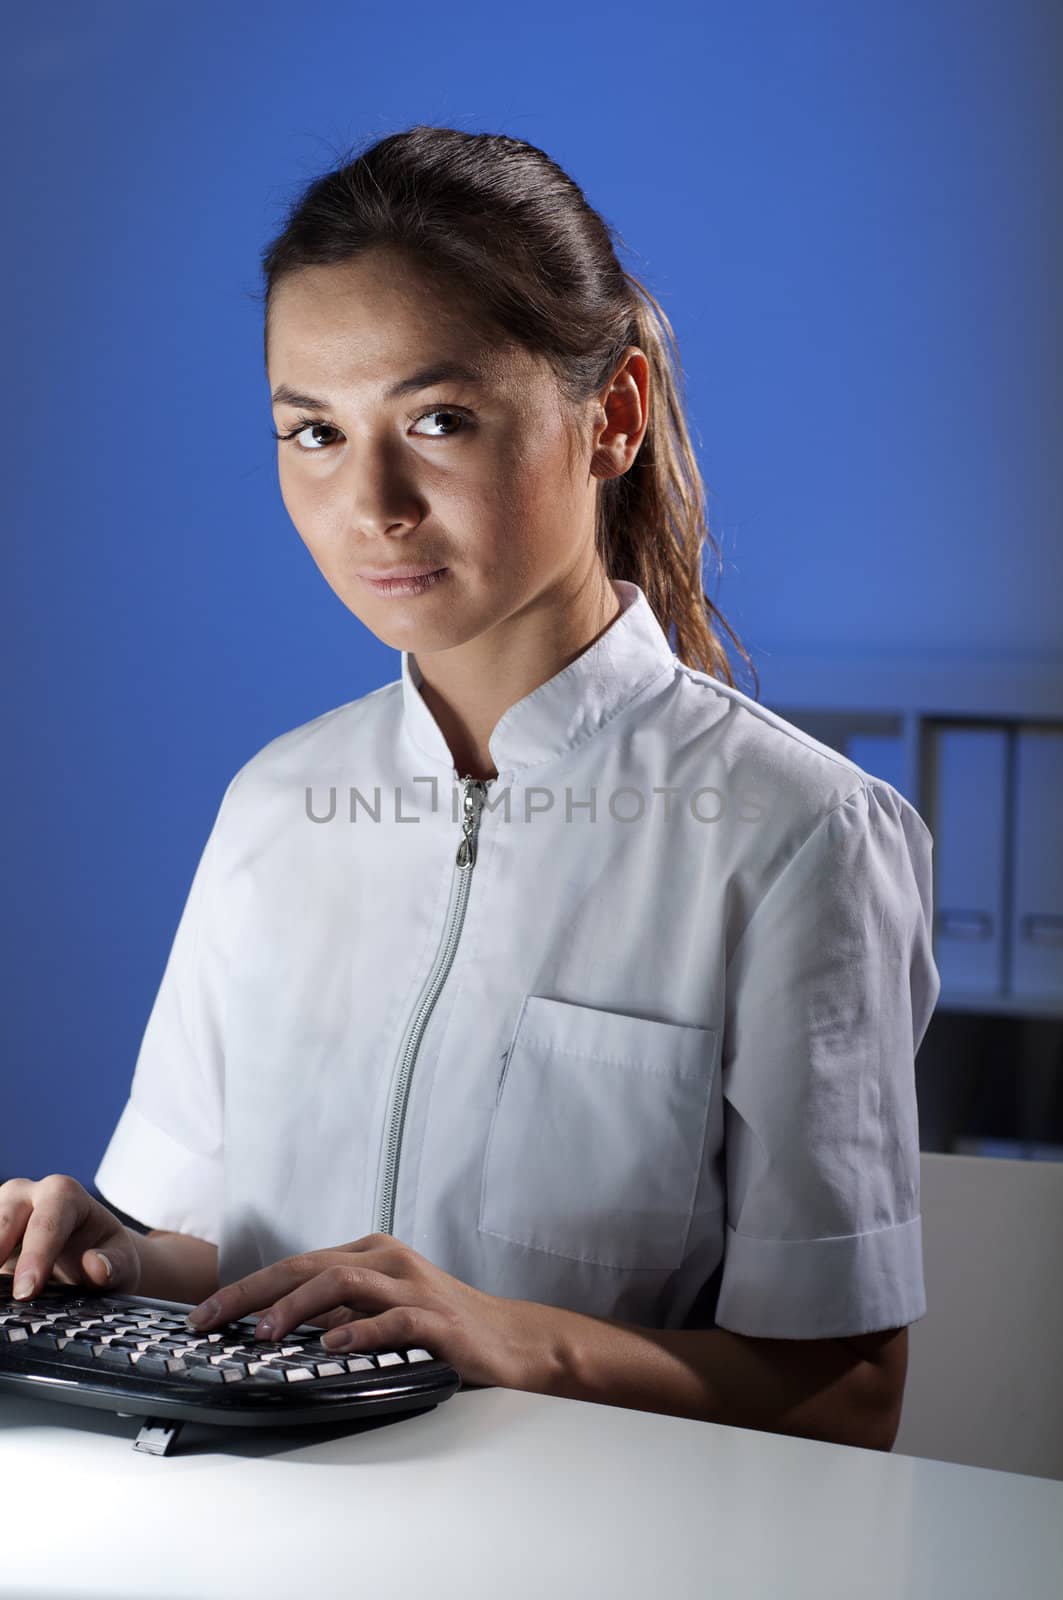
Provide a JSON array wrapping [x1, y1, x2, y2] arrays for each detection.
[[12, 127, 939, 1445]]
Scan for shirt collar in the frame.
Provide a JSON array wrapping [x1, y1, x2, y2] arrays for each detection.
[[399, 579, 678, 777]]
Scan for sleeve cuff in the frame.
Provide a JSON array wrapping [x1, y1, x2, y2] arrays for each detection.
[[713, 1214, 927, 1338], [93, 1099, 223, 1246]]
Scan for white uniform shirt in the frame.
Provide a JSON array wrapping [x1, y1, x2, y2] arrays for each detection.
[[95, 579, 940, 1338]]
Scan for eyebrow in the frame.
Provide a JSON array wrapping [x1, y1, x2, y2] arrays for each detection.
[[270, 361, 485, 411]]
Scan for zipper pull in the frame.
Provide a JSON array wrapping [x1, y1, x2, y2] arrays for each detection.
[[455, 777, 489, 870]]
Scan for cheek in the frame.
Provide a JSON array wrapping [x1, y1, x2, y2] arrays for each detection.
[[481, 524, 554, 596], [279, 472, 333, 554]]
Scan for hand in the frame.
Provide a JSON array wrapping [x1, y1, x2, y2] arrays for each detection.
[[185, 1233, 545, 1391], [0, 1174, 142, 1299]]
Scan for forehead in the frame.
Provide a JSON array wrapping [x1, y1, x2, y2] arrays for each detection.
[[267, 255, 530, 393]]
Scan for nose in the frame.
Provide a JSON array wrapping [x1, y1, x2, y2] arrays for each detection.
[[340, 447, 426, 541]]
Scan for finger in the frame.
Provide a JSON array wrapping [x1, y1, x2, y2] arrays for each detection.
[[338, 1233, 395, 1254], [306, 1304, 367, 1331], [249, 1264, 400, 1344], [186, 1260, 303, 1329], [5, 1179, 133, 1299], [186, 1260, 379, 1331], [3, 1257, 82, 1288], [321, 1304, 429, 1354], [43, 1215, 131, 1294], [0, 1189, 36, 1287], [12, 1177, 91, 1299]]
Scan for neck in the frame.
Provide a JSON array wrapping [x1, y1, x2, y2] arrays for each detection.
[[414, 568, 622, 782]]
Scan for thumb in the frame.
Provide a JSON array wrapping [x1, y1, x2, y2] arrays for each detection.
[[79, 1225, 140, 1293], [93, 1237, 142, 1293], [84, 1248, 118, 1288]]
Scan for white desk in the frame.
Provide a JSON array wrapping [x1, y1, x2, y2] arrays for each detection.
[[2, 1385, 1061, 1598]]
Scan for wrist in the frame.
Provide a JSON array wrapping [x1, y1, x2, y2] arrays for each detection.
[[503, 1297, 589, 1400], [128, 1229, 219, 1305]]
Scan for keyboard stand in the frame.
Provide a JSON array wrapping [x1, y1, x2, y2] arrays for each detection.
[[116, 1412, 184, 1456]]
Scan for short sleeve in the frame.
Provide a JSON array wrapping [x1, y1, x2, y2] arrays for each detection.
[[714, 780, 941, 1339], [93, 774, 241, 1245]]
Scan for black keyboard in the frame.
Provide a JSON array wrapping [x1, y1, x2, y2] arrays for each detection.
[[0, 1272, 462, 1455]]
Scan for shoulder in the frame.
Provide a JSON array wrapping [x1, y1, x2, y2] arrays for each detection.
[[668, 661, 925, 846], [657, 666, 936, 941], [210, 676, 402, 835]]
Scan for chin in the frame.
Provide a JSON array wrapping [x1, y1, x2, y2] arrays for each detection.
[[334, 574, 503, 653], [342, 600, 466, 654]]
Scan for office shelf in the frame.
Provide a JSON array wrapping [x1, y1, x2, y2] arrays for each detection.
[[756, 652, 1063, 1024]]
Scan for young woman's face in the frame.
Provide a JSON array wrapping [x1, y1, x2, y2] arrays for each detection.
[[267, 250, 608, 655]]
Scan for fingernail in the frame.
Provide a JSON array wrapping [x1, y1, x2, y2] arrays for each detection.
[[94, 1252, 113, 1280], [255, 1318, 276, 1341], [13, 1272, 36, 1300], [188, 1298, 220, 1327], [324, 1328, 356, 1351]]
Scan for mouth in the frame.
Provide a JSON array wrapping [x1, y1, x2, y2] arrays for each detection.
[[359, 567, 449, 598]]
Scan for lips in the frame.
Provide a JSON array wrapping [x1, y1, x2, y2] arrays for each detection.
[[357, 565, 446, 580], [359, 566, 450, 598]]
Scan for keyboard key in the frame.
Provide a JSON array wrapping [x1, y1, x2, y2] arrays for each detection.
[[95, 1346, 135, 1368], [185, 1363, 247, 1385], [245, 1360, 289, 1381]]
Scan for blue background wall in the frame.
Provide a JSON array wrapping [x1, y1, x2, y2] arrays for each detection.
[[3, 0, 1060, 1192]]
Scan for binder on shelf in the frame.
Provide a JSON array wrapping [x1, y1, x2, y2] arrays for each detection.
[[927, 724, 1008, 996], [1009, 726, 1063, 998]]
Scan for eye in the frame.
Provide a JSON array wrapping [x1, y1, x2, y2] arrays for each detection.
[[269, 416, 341, 452], [410, 407, 470, 438], [269, 406, 472, 452]]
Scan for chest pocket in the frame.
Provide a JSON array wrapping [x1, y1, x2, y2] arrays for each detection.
[[478, 994, 719, 1272]]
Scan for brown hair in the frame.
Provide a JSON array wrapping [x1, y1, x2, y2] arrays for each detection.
[[254, 125, 758, 695]]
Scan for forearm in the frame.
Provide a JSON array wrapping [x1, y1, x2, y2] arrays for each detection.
[[129, 1229, 220, 1306], [515, 1303, 890, 1451]]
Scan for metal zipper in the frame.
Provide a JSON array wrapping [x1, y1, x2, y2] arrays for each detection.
[[374, 773, 492, 1236]]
